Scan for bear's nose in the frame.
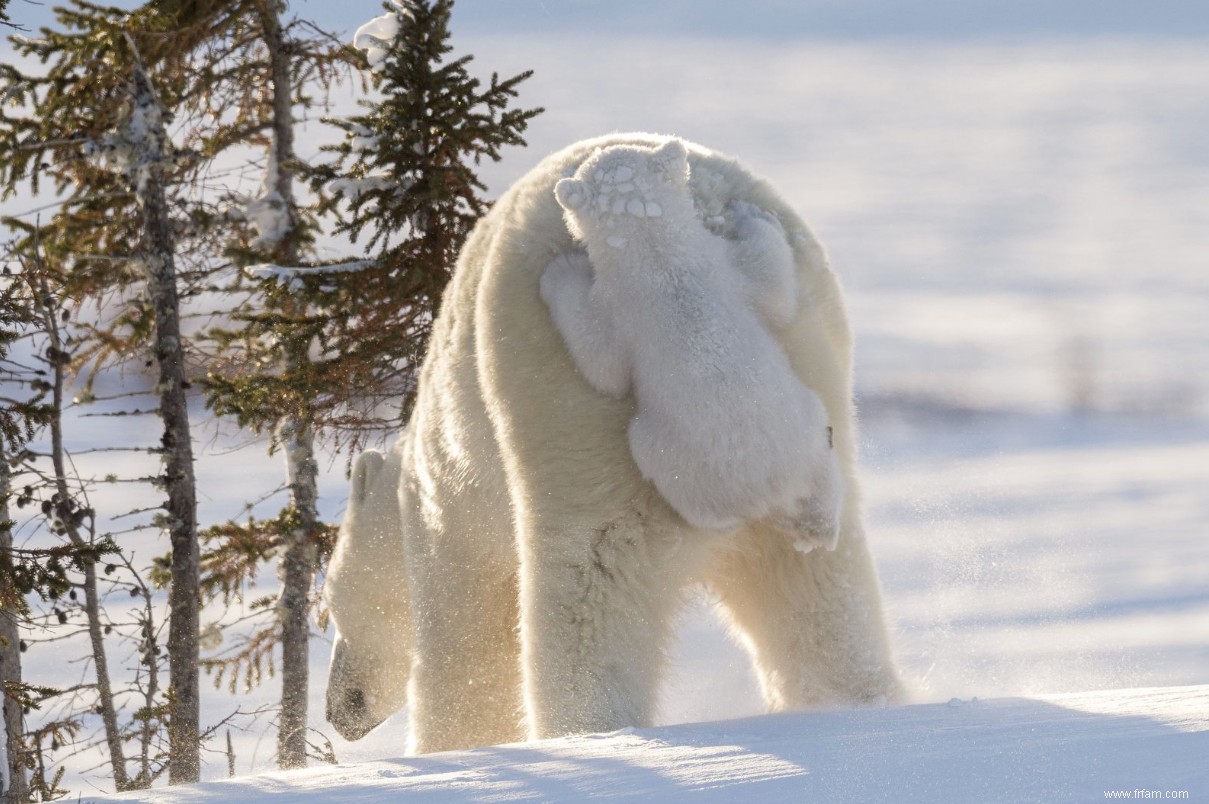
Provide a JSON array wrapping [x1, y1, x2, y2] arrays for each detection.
[[327, 685, 377, 741], [326, 685, 365, 722]]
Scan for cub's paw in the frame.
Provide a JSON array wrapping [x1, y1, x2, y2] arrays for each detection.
[[769, 448, 843, 554], [539, 251, 593, 308], [728, 199, 785, 241]]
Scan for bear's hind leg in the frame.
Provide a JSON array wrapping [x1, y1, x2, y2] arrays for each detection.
[[707, 520, 901, 711]]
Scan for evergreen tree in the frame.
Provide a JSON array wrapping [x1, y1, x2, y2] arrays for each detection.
[[3, 0, 353, 774], [2, 0, 543, 787], [200, 0, 540, 767], [249, 1, 322, 769], [1, 236, 194, 796], [305, 0, 542, 424], [1, 243, 145, 794], [145, 0, 354, 770], [0, 258, 37, 804], [1, 3, 206, 783]]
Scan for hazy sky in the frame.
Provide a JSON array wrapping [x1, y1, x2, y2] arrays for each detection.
[[314, 0, 1209, 40], [5, 0, 1208, 40]]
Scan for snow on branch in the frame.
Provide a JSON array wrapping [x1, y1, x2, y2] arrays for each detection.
[[353, 1, 413, 71], [246, 261, 376, 292], [329, 174, 400, 201], [83, 76, 168, 191], [244, 150, 291, 250], [347, 124, 380, 153]]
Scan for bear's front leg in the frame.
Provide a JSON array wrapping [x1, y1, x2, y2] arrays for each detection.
[[726, 200, 800, 329], [406, 558, 524, 753], [403, 486, 524, 754], [539, 251, 632, 397]]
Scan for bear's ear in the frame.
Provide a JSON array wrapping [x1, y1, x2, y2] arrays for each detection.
[[349, 449, 387, 511], [554, 178, 588, 212], [651, 139, 690, 184]]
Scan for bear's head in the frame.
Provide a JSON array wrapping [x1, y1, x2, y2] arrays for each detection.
[[324, 448, 411, 742], [555, 139, 693, 242]]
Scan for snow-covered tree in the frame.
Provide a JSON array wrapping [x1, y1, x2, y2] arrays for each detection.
[[308, 0, 542, 422]]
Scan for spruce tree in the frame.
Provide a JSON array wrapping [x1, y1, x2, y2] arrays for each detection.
[[307, 0, 543, 423], [201, 0, 540, 766], [0, 260, 37, 804], [1, 242, 144, 793], [2, 0, 354, 785], [187, 0, 347, 769], [2, 0, 543, 786], [1, 3, 205, 783], [146, 0, 352, 770], [252, 0, 320, 769]]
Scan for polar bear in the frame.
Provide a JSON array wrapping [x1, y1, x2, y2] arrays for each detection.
[[541, 140, 842, 552], [324, 133, 901, 755]]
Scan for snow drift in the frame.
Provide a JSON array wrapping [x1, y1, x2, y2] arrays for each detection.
[[89, 685, 1208, 802]]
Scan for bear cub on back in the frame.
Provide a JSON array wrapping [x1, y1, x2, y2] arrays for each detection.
[[541, 139, 842, 551]]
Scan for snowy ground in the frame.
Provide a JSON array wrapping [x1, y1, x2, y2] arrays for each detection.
[[90, 686, 1209, 803], [5, 27, 1208, 803]]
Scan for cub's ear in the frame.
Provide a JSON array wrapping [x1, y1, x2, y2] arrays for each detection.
[[555, 178, 588, 212], [349, 449, 387, 511], [651, 139, 690, 183]]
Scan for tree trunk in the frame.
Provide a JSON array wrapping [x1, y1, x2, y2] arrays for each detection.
[[0, 441, 29, 804], [275, 412, 318, 770], [255, 1, 319, 770], [30, 270, 132, 791], [124, 38, 201, 785]]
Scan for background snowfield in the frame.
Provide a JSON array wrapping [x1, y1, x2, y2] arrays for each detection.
[[4, 4, 1207, 799]]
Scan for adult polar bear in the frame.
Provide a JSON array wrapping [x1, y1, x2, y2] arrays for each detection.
[[324, 133, 901, 755]]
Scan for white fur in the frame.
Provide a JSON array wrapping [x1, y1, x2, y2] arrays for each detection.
[[324, 133, 901, 755], [543, 140, 842, 550], [324, 446, 411, 741]]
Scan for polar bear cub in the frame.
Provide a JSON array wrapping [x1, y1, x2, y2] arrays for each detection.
[[541, 139, 843, 550]]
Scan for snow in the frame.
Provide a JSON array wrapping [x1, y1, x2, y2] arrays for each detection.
[[327, 173, 397, 202], [84, 87, 168, 193], [352, 5, 410, 71], [243, 150, 291, 250], [247, 260, 374, 291], [88, 685, 1209, 802]]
